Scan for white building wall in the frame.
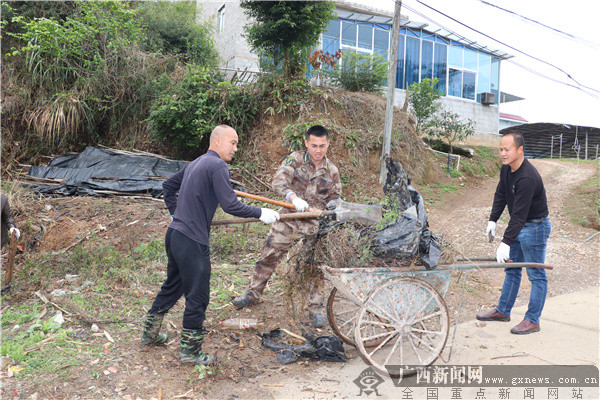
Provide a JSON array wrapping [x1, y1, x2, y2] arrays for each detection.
[[197, 2, 259, 71], [498, 119, 523, 131], [392, 90, 500, 137]]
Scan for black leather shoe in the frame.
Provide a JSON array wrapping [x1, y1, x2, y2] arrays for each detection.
[[476, 309, 510, 322]]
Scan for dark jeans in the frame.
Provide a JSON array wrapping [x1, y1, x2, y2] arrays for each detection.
[[497, 217, 551, 324], [149, 228, 211, 330]]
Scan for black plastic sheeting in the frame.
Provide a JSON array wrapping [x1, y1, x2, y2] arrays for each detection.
[[260, 329, 347, 365], [27, 147, 187, 197], [371, 157, 442, 269]]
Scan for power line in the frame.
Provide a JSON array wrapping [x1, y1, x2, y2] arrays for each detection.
[[409, 0, 600, 95], [478, 0, 600, 49], [399, 2, 600, 100], [507, 59, 600, 100]]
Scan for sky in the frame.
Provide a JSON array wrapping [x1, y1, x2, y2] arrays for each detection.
[[362, 0, 600, 128]]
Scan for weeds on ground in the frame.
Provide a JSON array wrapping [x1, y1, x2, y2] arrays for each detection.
[[563, 162, 600, 230]]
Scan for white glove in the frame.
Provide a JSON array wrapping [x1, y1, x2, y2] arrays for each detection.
[[259, 208, 280, 224], [496, 242, 511, 263], [291, 196, 309, 212], [486, 221, 496, 242], [9, 227, 20, 239]]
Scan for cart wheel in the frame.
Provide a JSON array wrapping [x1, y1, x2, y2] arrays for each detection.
[[354, 277, 449, 377], [327, 288, 360, 345], [327, 288, 389, 347]]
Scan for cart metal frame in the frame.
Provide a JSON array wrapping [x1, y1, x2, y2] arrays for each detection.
[[321, 259, 553, 377]]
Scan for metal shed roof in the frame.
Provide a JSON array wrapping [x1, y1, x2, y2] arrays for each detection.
[[500, 123, 600, 159]]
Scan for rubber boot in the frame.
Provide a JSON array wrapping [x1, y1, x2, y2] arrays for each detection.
[[140, 313, 169, 345], [179, 328, 216, 365]]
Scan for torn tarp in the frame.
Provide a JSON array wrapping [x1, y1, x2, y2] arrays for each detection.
[[27, 147, 187, 197], [260, 329, 346, 365]]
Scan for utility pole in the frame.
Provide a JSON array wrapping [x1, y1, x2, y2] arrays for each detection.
[[380, 0, 403, 185]]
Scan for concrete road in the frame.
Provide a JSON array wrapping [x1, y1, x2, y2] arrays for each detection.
[[266, 286, 599, 400]]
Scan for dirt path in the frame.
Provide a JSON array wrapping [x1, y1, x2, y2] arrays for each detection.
[[426, 159, 599, 303]]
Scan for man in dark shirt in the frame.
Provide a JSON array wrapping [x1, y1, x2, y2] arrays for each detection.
[[477, 131, 551, 334], [140, 125, 280, 365]]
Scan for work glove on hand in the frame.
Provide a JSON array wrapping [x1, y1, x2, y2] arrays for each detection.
[[496, 242, 511, 263], [291, 197, 309, 212], [486, 221, 496, 242], [9, 227, 20, 239], [259, 208, 280, 224], [326, 199, 339, 210]]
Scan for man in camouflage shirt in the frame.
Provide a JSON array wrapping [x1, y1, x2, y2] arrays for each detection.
[[233, 125, 342, 327]]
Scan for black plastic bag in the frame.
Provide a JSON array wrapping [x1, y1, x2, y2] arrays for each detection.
[[260, 329, 346, 365], [371, 205, 422, 259]]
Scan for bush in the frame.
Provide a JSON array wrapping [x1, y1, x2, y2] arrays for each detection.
[[148, 66, 260, 159], [137, 1, 217, 67], [2, 1, 172, 160], [325, 51, 387, 93]]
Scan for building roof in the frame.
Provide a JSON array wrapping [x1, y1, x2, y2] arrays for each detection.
[[499, 113, 528, 122], [334, 0, 513, 60]]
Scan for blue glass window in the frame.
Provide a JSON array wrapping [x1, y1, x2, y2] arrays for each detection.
[[323, 20, 340, 55], [342, 21, 356, 46], [462, 71, 476, 100], [448, 68, 462, 97], [477, 53, 491, 96], [324, 20, 340, 39], [405, 36, 420, 87], [374, 29, 389, 58], [358, 24, 373, 50], [421, 40, 433, 81], [491, 57, 500, 104], [449, 45, 462, 67], [396, 34, 405, 89], [434, 43, 447, 95], [464, 48, 478, 71]]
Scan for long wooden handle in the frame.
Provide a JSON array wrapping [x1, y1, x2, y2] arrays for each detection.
[[234, 190, 295, 209], [212, 210, 333, 226], [4, 234, 18, 286]]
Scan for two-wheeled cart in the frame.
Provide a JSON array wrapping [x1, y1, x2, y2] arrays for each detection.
[[321, 259, 553, 377]]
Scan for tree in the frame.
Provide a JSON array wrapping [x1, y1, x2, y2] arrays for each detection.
[[435, 110, 475, 172], [407, 78, 442, 136], [240, 1, 335, 79]]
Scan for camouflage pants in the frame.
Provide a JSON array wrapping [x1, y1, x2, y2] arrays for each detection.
[[247, 218, 325, 314]]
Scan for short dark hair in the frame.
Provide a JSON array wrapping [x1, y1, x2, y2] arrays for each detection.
[[305, 125, 329, 140], [503, 131, 524, 149]]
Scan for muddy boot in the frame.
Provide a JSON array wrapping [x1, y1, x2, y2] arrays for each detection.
[[232, 290, 259, 309], [140, 312, 169, 346], [179, 328, 216, 366]]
